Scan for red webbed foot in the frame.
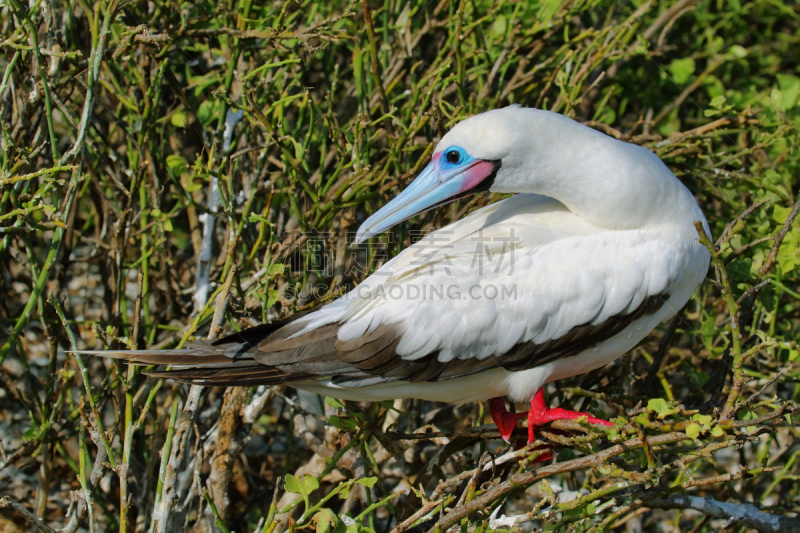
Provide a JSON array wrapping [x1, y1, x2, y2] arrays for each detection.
[[488, 397, 526, 443], [487, 389, 612, 463], [527, 389, 614, 429]]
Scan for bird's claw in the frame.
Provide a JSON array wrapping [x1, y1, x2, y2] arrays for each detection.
[[488, 389, 613, 457], [488, 397, 526, 443]]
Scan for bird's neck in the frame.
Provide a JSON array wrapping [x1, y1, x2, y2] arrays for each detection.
[[493, 112, 701, 230]]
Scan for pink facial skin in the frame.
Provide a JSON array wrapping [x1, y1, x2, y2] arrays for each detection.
[[460, 159, 496, 190]]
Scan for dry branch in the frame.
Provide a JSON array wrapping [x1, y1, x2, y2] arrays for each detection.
[[648, 495, 800, 533]]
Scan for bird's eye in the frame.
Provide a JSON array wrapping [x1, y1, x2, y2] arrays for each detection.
[[446, 150, 461, 164]]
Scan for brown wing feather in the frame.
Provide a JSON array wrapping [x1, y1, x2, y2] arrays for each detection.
[[257, 322, 339, 352], [209, 310, 313, 346], [334, 324, 395, 351], [347, 338, 402, 370], [111, 293, 668, 388], [338, 330, 399, 364], [336, 292, 668, 384]]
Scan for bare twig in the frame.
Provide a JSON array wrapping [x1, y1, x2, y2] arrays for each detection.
[[716, 197, 773, 248], [0, 496, 59, 533], [757, 196, 800, 279], [431, 432, 689, 530], [154, 243, 237, 532], [648, 495, 800, 533], [62, 1, 117, 161], [206, 387, 248, 524], [0, 440, 37, 472]]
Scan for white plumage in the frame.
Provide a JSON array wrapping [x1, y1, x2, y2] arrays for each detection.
[[289, 107, 710, 406], [98, 106, 710, 444]]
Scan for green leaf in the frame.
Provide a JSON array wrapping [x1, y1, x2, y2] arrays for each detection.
[[773, 205, 793, 223], [729, 44, 747, 58], [291, 138, 305, 161], [692, 414, 713, 428], [710, 95, 727, 108], [328, 415, 344, 430], [329, 415, 358, 431], [538, 0, 561, 23], [765, 169, 783, 186], [778, 249, 799, 274], [171, 110, 187, 128], [710, 425, 725, 437], [285, 473, 319, 495], [185, 181, 203, 193], [268, 263, 286, 277], [166, 155, 188, 173], [657, 110, 681, 136], [776, 74, 800, 110], [685, 422, 701, 439], [339, 480, 352, 500], [704, 75, 725, 98], [284, 474, 319, 510], [771, 87, 783, 108], [637, 448, 648, 469], [326, 397, 345, 409], [312, 509, 339, 533], [342, 521, 360, 533], [758, 283, 777, 308], [197, 100, 220, 125], [777, 228, 800, 273], [492, 15, 507, 37], [647, 398, 678, 419], [595, 106, 616, 125], [668, 57, 695, 84], [355, 477, 377, 488], [687, 367, 709, 389], [727, 258, 752, 283], [704, 94, 731, 117], [266, 288, 281, 308]]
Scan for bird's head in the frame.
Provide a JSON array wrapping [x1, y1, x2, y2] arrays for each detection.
[[355, 105, 701, 241], [355, 107, 528, 244]]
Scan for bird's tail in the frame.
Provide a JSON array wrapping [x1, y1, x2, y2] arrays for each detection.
[[76, 313, 320, 387]]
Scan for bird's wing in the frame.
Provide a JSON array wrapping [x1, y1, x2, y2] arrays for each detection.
[[110, 194, 696, 388], [295, 193, 685, 384]]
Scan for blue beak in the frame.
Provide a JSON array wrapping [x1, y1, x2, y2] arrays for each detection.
[[354, 153, 498, 244]]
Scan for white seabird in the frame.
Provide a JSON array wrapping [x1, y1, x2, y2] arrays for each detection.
[[94, 107, 710, 447]]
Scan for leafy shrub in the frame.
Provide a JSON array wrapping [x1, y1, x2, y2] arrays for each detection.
[[0, 0, 798, 532]]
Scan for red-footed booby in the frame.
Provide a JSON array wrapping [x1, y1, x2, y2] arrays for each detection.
[[91, 107, 710, 448]]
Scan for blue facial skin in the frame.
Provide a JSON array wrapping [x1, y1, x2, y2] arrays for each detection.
[[442, 146, 468, 167], [354, 146, 492, 244]]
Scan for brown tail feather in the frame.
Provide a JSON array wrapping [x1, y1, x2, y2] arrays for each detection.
[[145, 365, 291, 381], [97, 312, 351, 386], [125, 352, 235, 366], [166, 369, 318, 387], [146, 364, 267, 380]]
